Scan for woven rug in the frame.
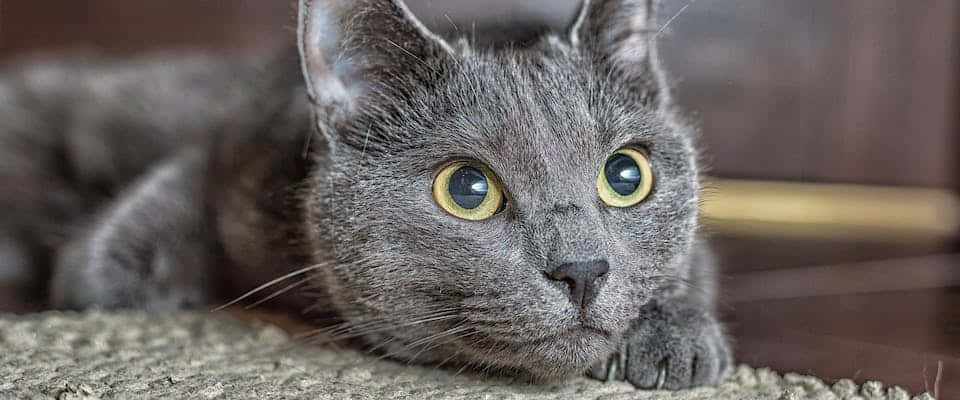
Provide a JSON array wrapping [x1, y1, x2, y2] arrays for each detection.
[[0, 311, 934, 399]]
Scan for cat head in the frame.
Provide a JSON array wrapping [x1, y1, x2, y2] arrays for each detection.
[[298, 0, 700, 378]]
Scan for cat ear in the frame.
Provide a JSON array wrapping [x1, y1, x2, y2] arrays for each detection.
[[569, 0, 664, 102], [297, 0, 453, 123]]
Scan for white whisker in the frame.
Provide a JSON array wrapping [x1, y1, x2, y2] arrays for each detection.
[[375, 324, 471, 363], [409, 326, 478, 362], [360, 124, 371, 161], [298, 308, 461, 343], [655, 0, 697, 40], [385, 38, 428, 66], [327, 314, 460, 342], [244, 275, 313, 310], [211, 262, 329, 312]]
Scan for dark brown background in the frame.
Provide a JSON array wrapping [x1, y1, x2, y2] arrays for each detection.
[[2, 0, 957, 396]]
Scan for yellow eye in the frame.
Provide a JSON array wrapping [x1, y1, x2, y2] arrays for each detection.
[[597, 147, 654, 207], [433, 162, 506, 221]]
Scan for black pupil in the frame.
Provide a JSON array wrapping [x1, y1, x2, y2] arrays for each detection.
[[449, 166, 488, 209], [605, 154, 642, 196]]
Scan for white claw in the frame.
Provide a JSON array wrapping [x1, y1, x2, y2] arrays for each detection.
[[654, 358, 669, 389], [604, 355, 619, 382]]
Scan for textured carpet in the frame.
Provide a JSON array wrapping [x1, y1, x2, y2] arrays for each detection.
[[0, 311, 934, 399]]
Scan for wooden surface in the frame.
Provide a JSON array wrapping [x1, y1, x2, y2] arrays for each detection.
[[723, 258, 960, 396], [661, 0, 960, 187], [0, 0, 292, 57]]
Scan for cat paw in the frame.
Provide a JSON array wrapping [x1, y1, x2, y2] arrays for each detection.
[[588, 305, 731, 390], [51, 231, 211, 311], [50, 152, 216, 311]]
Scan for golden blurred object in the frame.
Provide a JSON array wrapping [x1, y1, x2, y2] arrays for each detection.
[[700, 179, 960, 242]]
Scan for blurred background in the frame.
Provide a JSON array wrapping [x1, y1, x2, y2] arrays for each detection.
[[2, 0, 957, 395]]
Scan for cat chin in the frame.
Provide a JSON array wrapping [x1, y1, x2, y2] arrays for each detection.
[[371, 325, 614, 379], [463, 327, 617, 380]]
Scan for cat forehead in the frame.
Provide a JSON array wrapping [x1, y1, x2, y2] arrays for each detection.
[[336, 33, 682, 183], [420, 43, 668, 169]]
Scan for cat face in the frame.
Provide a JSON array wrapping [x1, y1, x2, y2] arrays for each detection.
[[299, 0, 700, 378]]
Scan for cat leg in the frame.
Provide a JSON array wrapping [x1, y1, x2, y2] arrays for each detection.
[[50, 148, 219, 311], [588, 245, 732, 389]]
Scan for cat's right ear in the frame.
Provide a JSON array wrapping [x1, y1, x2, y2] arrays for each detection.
[[569, 0, 665, 104], [297, 0, 453, 141]]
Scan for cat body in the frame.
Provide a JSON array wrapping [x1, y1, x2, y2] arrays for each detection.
[[0, 50, 312, 311], [0, 0, 731, 389]]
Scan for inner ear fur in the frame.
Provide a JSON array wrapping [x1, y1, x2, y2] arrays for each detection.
[[569, 0, 665, 103], [297, 0, 453, 121]]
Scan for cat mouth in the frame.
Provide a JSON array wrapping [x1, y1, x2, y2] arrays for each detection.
[[471, 318, 612, 345], [565, 324, 611, 340], [521, 323, 613, 360]]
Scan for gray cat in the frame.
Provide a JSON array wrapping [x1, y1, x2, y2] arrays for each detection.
[[0, 0, 730, 390]]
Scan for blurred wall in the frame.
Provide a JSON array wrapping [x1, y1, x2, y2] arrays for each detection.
[[661, 0, 959, 187], [2, 0, 956, 187]]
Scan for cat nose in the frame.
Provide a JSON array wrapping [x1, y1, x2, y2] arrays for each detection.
[[546, 260, 609, 309]]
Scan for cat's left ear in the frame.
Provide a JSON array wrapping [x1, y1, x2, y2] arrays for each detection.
[[569, 0, 665, 103], [298, 0, 453, 135]]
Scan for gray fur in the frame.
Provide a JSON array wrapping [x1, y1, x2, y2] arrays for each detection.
[[0, 0, 730, 390]]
